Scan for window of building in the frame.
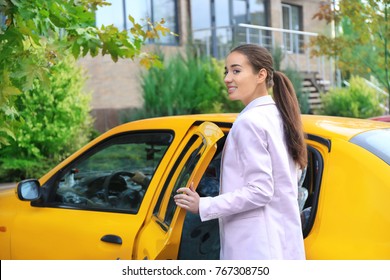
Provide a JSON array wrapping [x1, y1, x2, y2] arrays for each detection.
[[282, 3, 304, 54], [95, 0, 178, 45], [239, 0, 271, 50], [233, 0, 268, 26], [191, 0, 269, 58]]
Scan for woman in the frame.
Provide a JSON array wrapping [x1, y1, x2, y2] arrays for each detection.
[[174, 44, 307, 260]]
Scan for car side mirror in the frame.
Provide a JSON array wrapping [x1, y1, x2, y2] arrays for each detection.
[[17, 179, 41, 201]]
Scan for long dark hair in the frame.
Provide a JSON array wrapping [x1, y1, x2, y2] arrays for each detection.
[[231, 44, 307, 168]]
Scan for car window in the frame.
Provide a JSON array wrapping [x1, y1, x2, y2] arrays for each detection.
[[153, 134, 205, 225], [300, 145, 324, 237], [178, 138, 224, 260], [151, 132, 224, 260], [164, 137, 203, 225], [52, 131, 173, 213], [350, 128, 390, 165]]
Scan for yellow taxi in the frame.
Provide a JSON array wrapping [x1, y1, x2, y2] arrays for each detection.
[[1, 114, 390, 259]]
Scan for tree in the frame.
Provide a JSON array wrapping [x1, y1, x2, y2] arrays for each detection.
[[0, 0, 173, 147], [310, 0, 389, 108]]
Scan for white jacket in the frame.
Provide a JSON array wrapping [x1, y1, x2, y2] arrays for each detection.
[[199, 95, 305, 260]]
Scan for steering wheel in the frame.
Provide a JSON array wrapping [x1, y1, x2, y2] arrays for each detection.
[[102, 171, 135, 204]]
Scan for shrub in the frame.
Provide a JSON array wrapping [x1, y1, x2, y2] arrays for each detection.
[[318, 76, 385, 118], [122, 52, 243, 121], [0, 56, 94, 181]]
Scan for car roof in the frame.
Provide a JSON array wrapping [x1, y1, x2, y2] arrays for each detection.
[[302, 114, 390, 141], [106, 113, 390, 142], [108, 113, 237, 133]]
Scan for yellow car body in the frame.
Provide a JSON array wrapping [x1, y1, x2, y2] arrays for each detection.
[[0, 114, 390, 260]]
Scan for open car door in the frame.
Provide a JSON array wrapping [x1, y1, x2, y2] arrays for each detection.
[[133, 121, 225, 260]]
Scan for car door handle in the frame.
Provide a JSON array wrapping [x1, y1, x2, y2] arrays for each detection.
[[101, 234, 122, 245]]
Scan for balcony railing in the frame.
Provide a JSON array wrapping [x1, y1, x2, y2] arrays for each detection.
[[192, 23, 335, 87]]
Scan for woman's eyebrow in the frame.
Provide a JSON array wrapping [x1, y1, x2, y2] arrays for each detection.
[[227, 63, 242, 68]]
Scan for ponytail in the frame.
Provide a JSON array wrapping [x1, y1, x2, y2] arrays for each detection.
[[273, 71, 307, 169]]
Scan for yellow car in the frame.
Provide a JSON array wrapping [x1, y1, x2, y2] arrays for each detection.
[[1, 114, 390, 260]]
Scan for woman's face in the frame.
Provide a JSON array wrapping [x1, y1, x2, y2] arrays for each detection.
[[224, 51, 267, 106]]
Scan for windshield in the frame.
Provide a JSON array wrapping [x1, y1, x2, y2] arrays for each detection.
[[350, 128, 390, 165]]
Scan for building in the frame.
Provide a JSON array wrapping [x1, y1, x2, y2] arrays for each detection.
[[79, 0, 333, 131]]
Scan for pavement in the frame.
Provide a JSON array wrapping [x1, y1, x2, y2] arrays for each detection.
[[0, 182, 17, 190]]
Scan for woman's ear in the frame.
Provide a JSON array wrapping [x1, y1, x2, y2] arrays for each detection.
[[257, 68, 267, 84]]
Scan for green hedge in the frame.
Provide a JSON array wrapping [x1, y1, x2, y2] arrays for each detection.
[[0, 56, 94, 181], [318, 76, 385, 118]]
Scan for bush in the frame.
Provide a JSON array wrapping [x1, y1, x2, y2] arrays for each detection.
[[318, 76, 385, 118], [121, 52, 243, 121], [0, 56, 94, 181]]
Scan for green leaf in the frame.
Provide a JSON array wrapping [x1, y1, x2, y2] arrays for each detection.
[[3, 105, 19, 118], [0, 127, 16, 139], [71, 42, 80, 58], [2, 86, 21, 96]]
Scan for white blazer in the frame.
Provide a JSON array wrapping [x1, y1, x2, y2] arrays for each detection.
[[199, 95, 305, 260]]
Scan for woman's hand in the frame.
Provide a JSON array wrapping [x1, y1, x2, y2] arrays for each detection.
[[130, 171, 149, 188], [174, 182, 200, 214]]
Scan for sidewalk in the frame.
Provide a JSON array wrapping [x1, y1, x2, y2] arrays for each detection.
[[0, 182, 17, 190]]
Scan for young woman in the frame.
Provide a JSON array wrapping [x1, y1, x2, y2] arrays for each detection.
[[174, 44, 307, 260]]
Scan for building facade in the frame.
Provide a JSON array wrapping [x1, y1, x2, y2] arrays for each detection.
[[79, 0, 332, 131]]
